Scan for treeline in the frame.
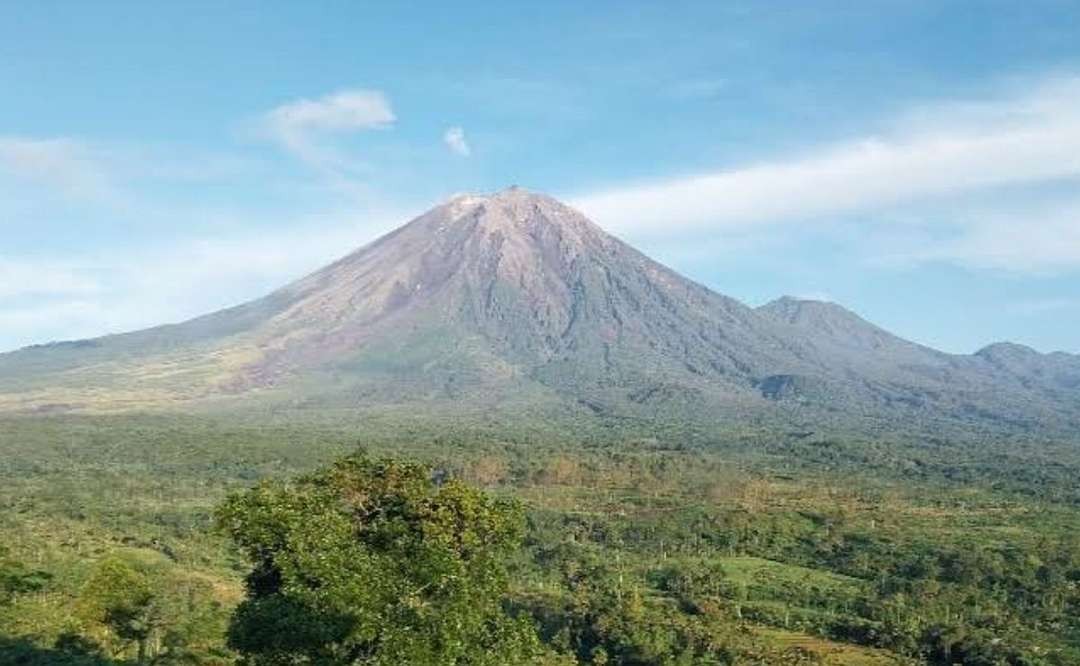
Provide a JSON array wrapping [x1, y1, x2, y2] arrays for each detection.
[[2, 414, 1079, 664], [5, 450, 1078, 664]]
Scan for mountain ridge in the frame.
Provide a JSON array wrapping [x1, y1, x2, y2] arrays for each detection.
[[1, 187, 1077, 436]]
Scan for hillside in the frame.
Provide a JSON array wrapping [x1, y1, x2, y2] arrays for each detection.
[[1, 187, 1077, 437]]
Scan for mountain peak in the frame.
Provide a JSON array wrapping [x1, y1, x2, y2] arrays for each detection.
[[3, 189, 1078, 437], [431, 186, 603, 249], [444, 185, 547, 207]]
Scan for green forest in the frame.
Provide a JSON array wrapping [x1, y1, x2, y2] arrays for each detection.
[[1, 413, 1078, 665]]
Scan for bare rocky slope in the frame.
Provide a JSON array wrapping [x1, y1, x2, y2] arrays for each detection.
[[1, 187, 1077, 436]]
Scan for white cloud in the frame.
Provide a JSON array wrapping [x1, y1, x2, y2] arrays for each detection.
[[0, 300, 108, 341], [575, 120, 1080, 236], [0, 208, 408, 352], [261, 89, 396, 171], [443, 126, 471, 157], [919, 203, 1080, 273], [0, 259, 102, 299], [0, 137, 116, 201], [569, 76, 1080, 273]]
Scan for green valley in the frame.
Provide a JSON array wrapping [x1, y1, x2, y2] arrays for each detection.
[[1, 413, 1076, 664]]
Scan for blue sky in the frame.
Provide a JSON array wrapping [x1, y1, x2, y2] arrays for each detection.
[[1, 1, 1079, 354]]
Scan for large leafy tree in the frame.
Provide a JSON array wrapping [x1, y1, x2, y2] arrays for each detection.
[[77, 557, 160, 663], [68, 552, 227, 665], [216, 454, 545, 665]]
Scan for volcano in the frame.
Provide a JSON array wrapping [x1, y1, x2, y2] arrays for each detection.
[[2, 187, 1077, 436]]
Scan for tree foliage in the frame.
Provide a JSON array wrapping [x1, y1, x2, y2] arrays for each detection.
[[78, 557, 159, 657], [75, 553, 226, 664], [3, 416, 1080, 664], [216, 454, 544, 665]]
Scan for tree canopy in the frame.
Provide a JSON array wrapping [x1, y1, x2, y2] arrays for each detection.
[[216, 454, 544, 665]]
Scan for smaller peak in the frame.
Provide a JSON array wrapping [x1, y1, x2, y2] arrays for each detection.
[[760, 295, 841, 315], [976, 341, 1041, 358], [759, 296, 877, 331]]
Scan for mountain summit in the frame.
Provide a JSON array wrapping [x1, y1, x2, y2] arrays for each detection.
[[1, 189, 1077, 435]]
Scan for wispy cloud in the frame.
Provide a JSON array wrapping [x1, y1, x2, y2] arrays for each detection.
[[0, 300, 108, 340], [570, 76, 1080, 274], [0, 207, 408, 352], [260, 89, 396, 174], [0, 137, 118, 202], [443, 126, 471, 157], [1007, 298, 1079, 316], [0, 259, 102, 299], [919, 202, 1080, 273], [576, 79, 1080, 235]]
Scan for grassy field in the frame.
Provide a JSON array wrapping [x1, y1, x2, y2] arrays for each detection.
[[754, 628, 905, 665]]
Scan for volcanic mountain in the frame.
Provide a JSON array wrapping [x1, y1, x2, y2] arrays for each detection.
[[1, 187, 1077, 435]]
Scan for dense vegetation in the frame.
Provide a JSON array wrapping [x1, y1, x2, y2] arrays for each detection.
[[0, 412, 1078, 664], [218, 455, 543, 664]]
